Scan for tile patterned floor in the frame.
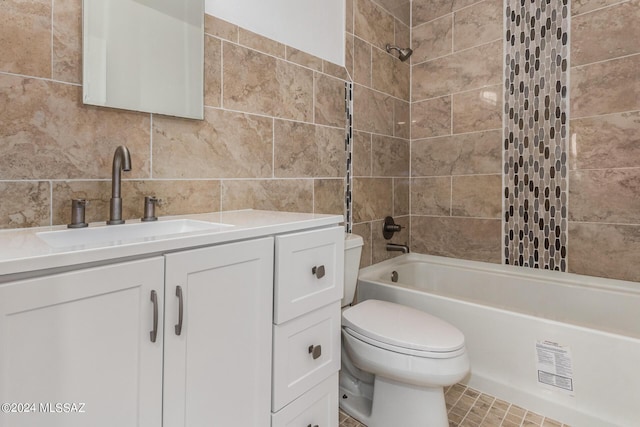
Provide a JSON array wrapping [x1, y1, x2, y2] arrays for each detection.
[[338, 383, 569, 427]]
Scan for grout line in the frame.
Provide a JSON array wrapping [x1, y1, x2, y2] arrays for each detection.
[[477, 394, 497, 426], [451, 11, 455, 54], [569, 219, 640, 227], [0, 70, 82, 87], [220, 38, 224, 108], [272, 118, 276, 179], [412, 127, 502, 142], [50, 0, 54, 79], [497, 403, 513, 427], [214, 33, 349, 82], [49, 180, 53, 226], [312, 72, 316, 124], [446, 385, 467, 414], [412, 83, 502, 104], [362, 172, 501, 179], [411, 37, 502, 67], [449, 176, 453, 216], [202, 104, 344, 131], [570, 108, 640, 121], [458, 388, 482, 424], [571, 0, 630, 18], [412, 1, 494, 31], [569, 166, 640, 172], [352, 81, 410, 104], [570, 51, 640, 69]]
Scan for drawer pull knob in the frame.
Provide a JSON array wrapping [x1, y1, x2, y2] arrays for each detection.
[[308, 344, 322, 359], [311, 265, 325, 279]]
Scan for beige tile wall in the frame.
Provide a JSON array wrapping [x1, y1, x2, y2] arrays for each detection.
[[3, 0, 639, 283], [0, 2, 348, 228], [348, 0, 411, 267], [568, 0, 640, 281], [410, 0, 503, 263], [408, 0, 640, 280]]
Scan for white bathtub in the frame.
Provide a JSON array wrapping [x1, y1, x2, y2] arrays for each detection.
[[356, 253, 640, 427]]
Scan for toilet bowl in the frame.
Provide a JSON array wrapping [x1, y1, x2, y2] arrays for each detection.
[[341, 234, 470, 427]]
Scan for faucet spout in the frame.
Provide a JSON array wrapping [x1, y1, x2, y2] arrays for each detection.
[[386, 243, 410, 254], [108, 145, 132, 225]]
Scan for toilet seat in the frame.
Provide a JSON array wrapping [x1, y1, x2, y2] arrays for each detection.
[[343, 327, 466, 358], [342, 299, 465, 357]]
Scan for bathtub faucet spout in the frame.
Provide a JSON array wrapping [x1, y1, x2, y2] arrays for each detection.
[[386, 243, 410, 253]]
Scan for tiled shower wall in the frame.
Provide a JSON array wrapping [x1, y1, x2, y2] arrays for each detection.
[[409, 0, 640, 282], [0, 2, 348, 227], [567, 0, 640, 282], [346, 0, 412, 267], [410, 0, 503, 263]]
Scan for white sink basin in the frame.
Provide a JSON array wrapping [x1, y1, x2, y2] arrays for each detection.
[[37, 219, 233, 248]]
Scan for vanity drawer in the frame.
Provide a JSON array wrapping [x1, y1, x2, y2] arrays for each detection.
[[271, 373, 338, 427], [272, 302, 341, 411], [274, 226, 344, 324]]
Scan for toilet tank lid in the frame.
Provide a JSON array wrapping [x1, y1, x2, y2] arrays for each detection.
[[342, 299, 465, 353], [345, 233, 364, 250]]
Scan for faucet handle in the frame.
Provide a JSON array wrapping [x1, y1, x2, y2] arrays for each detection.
[[68, 199, 89, 228], [383, 216, 404, 239], [141, 196, 159, 222]]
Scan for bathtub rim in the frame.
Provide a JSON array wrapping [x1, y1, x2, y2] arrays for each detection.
[[357, 253, 640, 341], [358, 253, 640, 298]]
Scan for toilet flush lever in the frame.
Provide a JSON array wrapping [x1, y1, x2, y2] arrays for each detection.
[[312, 265, 325, 279], [308, 344, 322, 360]]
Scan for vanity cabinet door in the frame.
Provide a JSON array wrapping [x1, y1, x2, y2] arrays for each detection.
[[0, 257, 165, 427], [163, 237, 274, 427]]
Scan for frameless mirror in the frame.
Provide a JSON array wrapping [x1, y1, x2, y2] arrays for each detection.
[[83, 0, 204, 119]]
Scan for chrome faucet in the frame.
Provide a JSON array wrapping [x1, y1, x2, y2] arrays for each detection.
[[107, 145, 132, 225], [386, 243, 410, 253]]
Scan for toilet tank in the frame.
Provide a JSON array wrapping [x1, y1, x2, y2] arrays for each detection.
[[342, 233, 364, 307]]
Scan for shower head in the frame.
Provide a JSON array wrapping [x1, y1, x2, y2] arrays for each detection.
[[386, 44, 413, 62]]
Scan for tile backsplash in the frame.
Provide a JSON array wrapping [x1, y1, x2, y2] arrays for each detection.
[[0, 3, 347, 228]]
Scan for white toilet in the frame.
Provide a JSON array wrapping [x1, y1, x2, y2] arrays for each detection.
[[340, 234, 470, 427]]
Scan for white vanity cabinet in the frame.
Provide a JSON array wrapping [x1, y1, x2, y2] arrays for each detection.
[[271, 226, 344, 427], [0, 211, 344, 427], [163, 237, 274, 427], [0, 258, 165, 427]]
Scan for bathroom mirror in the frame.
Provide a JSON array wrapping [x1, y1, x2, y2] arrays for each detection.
[[83, 0, 204, 119]]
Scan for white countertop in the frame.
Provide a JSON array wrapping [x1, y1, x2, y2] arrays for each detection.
[[0, 210, 343, 278]]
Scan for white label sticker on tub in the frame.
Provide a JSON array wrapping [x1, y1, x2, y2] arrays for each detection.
[[535, 340, 574, 395]]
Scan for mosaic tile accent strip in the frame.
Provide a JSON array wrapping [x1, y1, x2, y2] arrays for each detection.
[[503, 0, 569, 271], [345, 81, 354, 234]]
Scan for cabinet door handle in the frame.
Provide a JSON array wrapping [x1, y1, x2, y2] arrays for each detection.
[[150, 290, 158, 343], [175, 285, 184, 336], [311, 265, 325, 279], [307, 424, 319, 427], [308, 344, 322, 359]]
